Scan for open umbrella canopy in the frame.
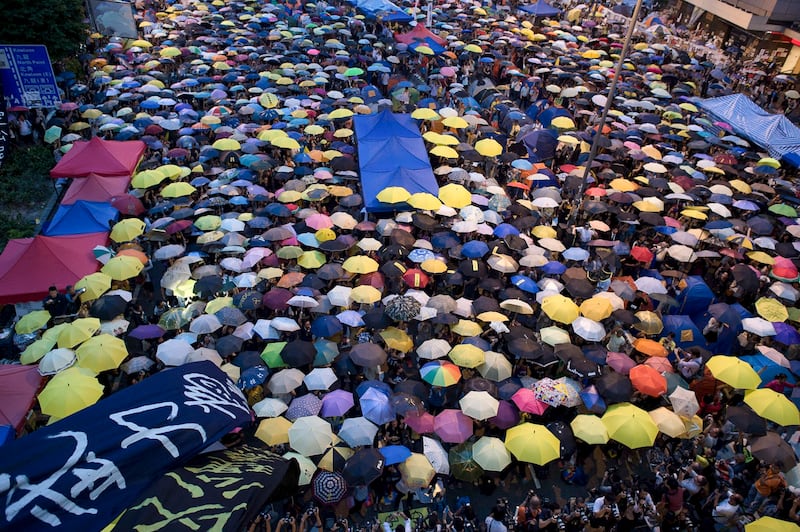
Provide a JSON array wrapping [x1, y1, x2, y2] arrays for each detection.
[[707, 356, 761, 389], [504, 422, 561, 465], [602, 403, 659, 449], [744, 388, 800, 426]]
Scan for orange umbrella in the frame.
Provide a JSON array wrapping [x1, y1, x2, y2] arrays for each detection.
[[633, 338, 668, 357], [116, 248, 149, 264], [629, 365, 667, 397]]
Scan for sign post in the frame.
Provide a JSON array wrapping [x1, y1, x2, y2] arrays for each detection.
[[0, 45, 61, 109]]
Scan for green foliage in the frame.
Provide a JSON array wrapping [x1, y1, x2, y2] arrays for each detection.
[[0, 213, 35, 252], [0, 0, 88, 62], [0, 145, 54, 205]]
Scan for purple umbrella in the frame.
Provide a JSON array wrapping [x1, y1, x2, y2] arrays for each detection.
[[434, 409, 473, 444], [360, 387, 396, 425], [404, 411, 435, 434], [321, 389, 354, 417], [262, 287, 293, 310], [286, 393, 323, 421], [128, 324, 166, 339], [489, 400, 519, 429], [773, 322, 800, 345]]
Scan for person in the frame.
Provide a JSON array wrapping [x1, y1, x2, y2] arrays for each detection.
[[746, 463, 786, 514], [381, 510, 411, 532], [484, 504, 507, 532], [590, 491, 619, 532], [42, 285, 68, 317], [712, 490, 743, 528], [764, 373, 796, 395], [677, 348, 702, 379]]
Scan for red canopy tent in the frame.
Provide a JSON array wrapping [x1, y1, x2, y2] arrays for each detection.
[[0, 365, 42, 432], [50, 137, 146, 178], [60, 173, 133, 205], [394, 24, 447, 46], [0, 232, 108, 304]]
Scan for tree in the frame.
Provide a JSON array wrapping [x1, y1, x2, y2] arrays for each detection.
[[1, 0, 87, 62]]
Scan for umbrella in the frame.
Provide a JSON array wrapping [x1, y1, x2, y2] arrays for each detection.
[[156, 338, 193, 366], [14, 310, 51, 334], [602, 403, 659, 449], [284, 452, 316, 486], [420, 360, 462, 386], [570, 414, 609, 444], [75, 334, 127, 373], [321, 389, 355, 417], [312, 470, 348, 505], [505, 423, 561, 465], [255, 417, 292, 445], [472, 436, 512, 471], [304, 367, 338, 391], [744, 388, 800, 426], [380, 445, 412, 466], [418, 338, 452, 360], [746, 517, 800, 532], [459, 390, 499, 420], [434, 409, 473, 443], [268, 368, 305, 394], [649, 407, 686, 438], [350, 343, 388, 367], [289, 416, 333, 456], [629, 365, 667, 397], [399, 453, 436, 489], [707, 356, 761, 389], [361, 387, 396, 425], [252, 397, 289, 418], [449, 442, 483, 482], [286, 394, 323, 421], [404, 411, 436, 434], [339, 416, 379, 447], [38, 347, 76, 376], [342, 448, 385, 486], [726, 405, 767, 435], [37, 367, 104, 419], [385, 295, 422, 321], [541, 294, 580, 324], [668, 386, 700, 417], [750, 432, 797, 468], [423, 436, 450, 475]]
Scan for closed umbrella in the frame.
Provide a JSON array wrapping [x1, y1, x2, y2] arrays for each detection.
[[505, 423, 561, 465], [602, 403, 659, 449], [289, 416, 333, 456]]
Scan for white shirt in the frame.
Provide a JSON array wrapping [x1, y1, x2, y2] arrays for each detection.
[[484, 516, 507, 532], [382, 518, 411, 532]]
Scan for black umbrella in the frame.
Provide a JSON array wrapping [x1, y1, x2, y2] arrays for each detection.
[[750, 432, 797, 469], [89, 294, 128, 320], [349, 343, 388, 367], [497, 378, 523, 400], [393, 379, 429, 399], [390, 229, 415, 248], [215, 306, 247, 326], [390, 392, 425, 416], [281, 340, 316, 367], [380, 245, 410, 262], [413, 213, 440, 231], [194, 275, 223, 296], [472, 295, 500, 314], [262, 287, 293, 310], [312, 470, 349, 505], [459, 259, 488, 278], [215, 335, 244, 357], [464, 377, 498, 396], [232, 350, 262, 369], [318, 263, 346, 281], [342, 448, 385, 486], [431, 312, 459, 325], [547, 420, 577, 458], [726, 405, 767, 435], [233, 289, 262, 310], [731, 263, 759, 294], [595, 371, 633, 404], [320, 238, 352, 253], [380, 260, 407, 277], [362, 308, 391, 330]]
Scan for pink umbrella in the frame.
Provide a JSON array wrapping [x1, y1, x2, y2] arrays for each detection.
[[440, 66, 457, 78], [404, 411, 435, 434], [306, 213, 334, 230], [434, 409, 473, 444], [606, 352, 636, 375], [511, 388, 549, 415], [644, 357, 674, 373]]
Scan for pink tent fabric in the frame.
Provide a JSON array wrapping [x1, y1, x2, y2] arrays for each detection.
[[0, 365, 42, 431], [60, 173, 132, 205], [50, 137, 146, 178], [394, 25, 446, 46], [0, 232, 108, 303]]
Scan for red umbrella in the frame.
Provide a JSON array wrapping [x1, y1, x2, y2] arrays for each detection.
[[630, 246, 654, 264], [358, 272, 385, 289], [714, 153, 737, 165], [434, 409, 473, 443], [402, 268, 430, 288], [629, 365, 667, 397], [404, 411, 435, 434], [511, 388, 549, 415]]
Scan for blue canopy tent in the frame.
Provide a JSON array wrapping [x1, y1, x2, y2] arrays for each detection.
[[350, 0, 412, 22], [676, 276, 714, 316], [42, 200, 119, 236], [354, 109, 438, 212], [697, 94, 800, 166], [693, 302, 743, 355], [661, 315, 706, 351], [518, 1, 561, 17]]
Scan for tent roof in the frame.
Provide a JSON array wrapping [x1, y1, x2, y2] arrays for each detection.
[[42, 201, 119, 236], [0, 233, 108, 304], [395, 25, 447, 46], [0, 365, 42, 431], [61, 173, 132, 204], [354, 109, 438, 212], [350, 0, 412, 22], [50, 138, 146, 178], [518, 1, 561, 16]]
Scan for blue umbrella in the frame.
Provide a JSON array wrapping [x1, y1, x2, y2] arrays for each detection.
[[311, 315, 343, 338], [286, 393, 323, 421], [510, 274, 540, 294], [360, 387, 396, 425], [356, 379, 392, 398], [579, 385, 606, 414], [380, 445, 412, 465], [238, 365, 269, 389], [462, 240, 489, 258], [541, 261, 567, 275], [562, 247, 589, 261], [493, 223, 519, 238], [408, 248, 435, 263]]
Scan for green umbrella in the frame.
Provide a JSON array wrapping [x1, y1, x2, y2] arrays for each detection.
[[448, 442, 484, 482], [44, 125, 62, 144], [343, 67, 364, 77], [261, 342, 288, 368]]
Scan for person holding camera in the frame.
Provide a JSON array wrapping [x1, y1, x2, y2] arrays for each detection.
[[589, 491, 620, 532], [562, 497, 590, 532], [298, 506, 321, 532]]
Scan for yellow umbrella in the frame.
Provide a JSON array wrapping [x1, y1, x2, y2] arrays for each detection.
[[257, 129, 287, 142], [438, 183, 472, 208], [557, 134, 580, 145], [37, 367, 104, 419], [451, 319, 483, 337], [304, 124, 325, 135], [110, 218, 146, 243], [399, 453, 436, 489], [380, 327, 414, 352], [421, 259, 448, 274], [350, 285, 382, 304], [298, 251, 326, 269], [756, 297, 788, 322], [255, 417, 292, 445], [432, 134, 459, 146], [159, 46, 182, 57], [475, 138, 503, 157], [333, 128, 354, 138], [748, 251, 775, 265], [15, 310, 51, 334], [532, 225, 557, 239], [678, 102, 698, 112], [505, 423, 561, 464], [415, 45, 434, 55], [551, 116, 576, 129], [342, 256, 379, 274], [131, 169, 168, 189], [76, 334, 128, 373], [376, 186, 411, 204], [570, 414, 609, 444], [744, 388, 800, 426], [463, 44, 483, 53], [129, 39, 153, 48], [442, 116, 468, 129], [205, 297, 234, 314], [448, 344, 486, 368], [430, 145, 459, 159], [602, 403, 659, 449], [681, 208, 707, 220], [407, 192, 442, 211], [411, 108, 441, 120], [476, 311, 509, 323], [648, 407, 686, 438], [706, 356, 761, 389], [633, 311, 664, 335], [641, 145, 662, 160], [20, 338, 56, 364], [74, 272, 112, 301], [194, 214, 222, 231], [758, 157, 781, 169], [746, 516, 800, 532], [57, 318, 100, 348], [161, 182, 196, 198], [609, 178, 638, 192], [328, 108, 354, 120], [272, 136, 301, 150], [212, 138, 241, 151], [102, 255, 144, 281], [277, 190, 302, 203], [579, 297, 614, 321], [81, 108, 103, 120], [197, 230, 224, 244], [541, 294, 580, 324]]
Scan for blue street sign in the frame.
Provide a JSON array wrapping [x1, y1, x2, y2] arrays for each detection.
[[0, 45, 61, 108]]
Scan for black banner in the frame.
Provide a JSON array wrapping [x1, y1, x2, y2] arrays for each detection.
[[112, 440, 299, 531]]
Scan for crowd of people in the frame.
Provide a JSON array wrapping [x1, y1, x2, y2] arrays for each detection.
[[5, 0, 800, 530]]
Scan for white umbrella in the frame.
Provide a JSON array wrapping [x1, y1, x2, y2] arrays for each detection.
[[336, 310, 364, 327], [268, 368, 306, 394], [338, 416, 378, 447], [634, 276, 667, 294], [253, 319, 281, 339], [571, 317, 606, 342], [418, 339, 452, 359], [473, 436, 511, 471], [668, 386, 699, 417], [270, 317, 300, 332], [459, 390, 499, 420], [742, 317, 777, 337], [667, 244, 696, 263], [422, 436, 450, 475], [189, 314, 222, 334], [38, 348, 76, 375], [477, 351, 513, 381], [531, 197, 560, 209], [327, 286, 353, 307], [156, 339, 194, 366], [253, 397, 289, 418], [287, 295, 319, 308], [304, 368, 337, 390], [185, 347, 223, 366], [289, 416, 332, 456], [283, 452, 316, 485]]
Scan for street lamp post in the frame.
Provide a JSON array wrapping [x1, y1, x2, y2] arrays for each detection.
[[568, 0, 645, 228]]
